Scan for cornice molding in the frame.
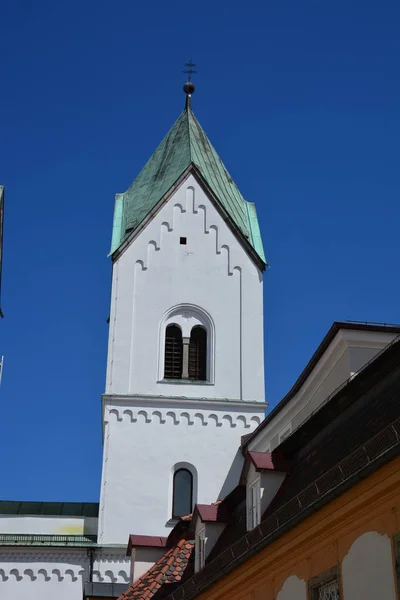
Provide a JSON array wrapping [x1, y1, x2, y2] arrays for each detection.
[[103, 394, 266, 411]]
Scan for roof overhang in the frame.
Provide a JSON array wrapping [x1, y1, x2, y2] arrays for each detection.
[[241, 321, 400, 452], [240, 451, 292, 485]]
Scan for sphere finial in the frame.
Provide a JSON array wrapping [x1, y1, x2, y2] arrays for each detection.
[[183, 80, 195, 95], [183, 59, 197, 109]]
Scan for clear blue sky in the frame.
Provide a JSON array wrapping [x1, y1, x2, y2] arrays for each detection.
[[1, 0, 399, 502]]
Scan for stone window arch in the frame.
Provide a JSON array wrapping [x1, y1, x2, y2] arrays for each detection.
[[158, 304, 214, 383]]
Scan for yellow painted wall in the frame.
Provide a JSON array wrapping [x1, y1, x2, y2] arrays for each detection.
[[196, 456, 400, 600]]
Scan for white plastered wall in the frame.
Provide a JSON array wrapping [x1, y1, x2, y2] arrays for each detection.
[[100, 174, 266, 544], [341, 531, 397, 600], [0, 547, 130, 600], [105, 174, 265, 403], [99, 397, 263, 544], [131, 547, 165, 582], [276, 575, 307, 600], [0, 549, 87, 600]]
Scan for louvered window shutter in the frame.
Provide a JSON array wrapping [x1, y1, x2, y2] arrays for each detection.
[[189, 326, 207, 380], [164, 325, 183, 379]]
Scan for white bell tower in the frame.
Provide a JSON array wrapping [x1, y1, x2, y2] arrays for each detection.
[[98, 88, 267, 545]]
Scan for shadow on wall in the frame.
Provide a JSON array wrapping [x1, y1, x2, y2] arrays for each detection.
[[218, 450, 244, 500]]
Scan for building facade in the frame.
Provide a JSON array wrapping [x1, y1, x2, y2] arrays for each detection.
[[0, 85, 267, 598], [119, 327, 400, 600], [1, 85, 400, 600]]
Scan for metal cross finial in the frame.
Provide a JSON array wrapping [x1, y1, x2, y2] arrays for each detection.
[[183, 59, 197, 82]]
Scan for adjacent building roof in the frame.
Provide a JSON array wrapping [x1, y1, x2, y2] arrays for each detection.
[[111, 107, 265, 265], [0, 501, 99, 517], [119, 538, 194, 600], [241, 321, 400, 451], [160, 334, 400, 600]]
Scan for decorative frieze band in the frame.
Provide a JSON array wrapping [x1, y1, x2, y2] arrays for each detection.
[[107, 408, 261, 428]]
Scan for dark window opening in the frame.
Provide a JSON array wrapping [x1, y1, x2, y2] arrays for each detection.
[[189, 326, 207, 380], [164, 325, 183, 379], [180, 237, 187, 245], [172, 469, 193, 518]]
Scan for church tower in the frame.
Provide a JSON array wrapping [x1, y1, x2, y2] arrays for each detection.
[[98, 80, 267, 545]]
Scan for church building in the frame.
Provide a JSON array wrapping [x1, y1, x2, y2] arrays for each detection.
[[1, 80, 400, 600]]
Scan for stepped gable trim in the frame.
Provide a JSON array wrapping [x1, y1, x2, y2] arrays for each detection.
[[127, 535, 167, 555], [113, 165, 266, 271], [241, 321, 400, 451]]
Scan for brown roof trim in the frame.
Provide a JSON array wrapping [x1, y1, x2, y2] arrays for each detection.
[[239, 451, 291, 485], [127, 535, 167, 556], [241, 321, 400, 451], [248, 452, 292, 473], [194, 503, 228, 524]]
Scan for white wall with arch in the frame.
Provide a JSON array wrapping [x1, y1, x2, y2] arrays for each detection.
[[99, 396, 264, 544], [276, 575, 307, 600], [158, 303, 215, 382], [341, 531, 397, 600], [0, 547, 129, 600]]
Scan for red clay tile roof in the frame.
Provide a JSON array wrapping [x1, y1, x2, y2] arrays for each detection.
[[127, 535, 168, 555], [118, 538, 194, 600]]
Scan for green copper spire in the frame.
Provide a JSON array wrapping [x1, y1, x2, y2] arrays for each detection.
[[111, 106, 266, 265]]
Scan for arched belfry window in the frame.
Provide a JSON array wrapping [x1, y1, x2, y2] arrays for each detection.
[[159, 304, 214, 384], [164, 325, 183, 379], [172, 468, 193, 518], [189, 326, 207, 380]]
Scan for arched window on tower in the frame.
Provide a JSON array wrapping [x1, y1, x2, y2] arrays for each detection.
[[164, 325, 183, 379], [189, 326, 207, 380], [172, 468, 193, 518]]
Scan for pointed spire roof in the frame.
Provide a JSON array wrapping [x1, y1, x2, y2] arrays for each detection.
[[111, 108, 265, 264]]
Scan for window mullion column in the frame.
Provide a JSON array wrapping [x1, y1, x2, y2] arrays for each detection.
[[182, 337, 190, 379]]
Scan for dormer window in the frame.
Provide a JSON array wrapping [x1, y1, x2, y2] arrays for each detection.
[[195, 525, 205, 572], [247, 477, 261, 531]]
